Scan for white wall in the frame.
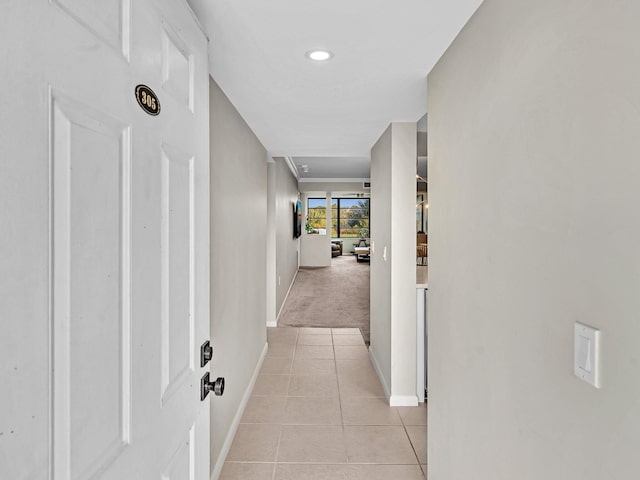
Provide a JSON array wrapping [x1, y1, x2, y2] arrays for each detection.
[[209, 78, 267, 476], [370, 123, 418, 405], [370, 127, 392, 389], [390, 123, 419, 405], [428, 0, 640, 478], [300, 234, 331, 267], [274, 158, 300, 318], [338, 238, 366, 255], [299, 192, 332, 267]]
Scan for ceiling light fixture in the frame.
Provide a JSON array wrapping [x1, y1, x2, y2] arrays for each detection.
[[305, 50, 333, 61]]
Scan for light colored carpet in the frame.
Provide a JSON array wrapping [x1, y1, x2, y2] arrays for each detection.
[[278, 254, 370, 344]]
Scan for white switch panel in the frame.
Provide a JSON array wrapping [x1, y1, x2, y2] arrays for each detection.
[[574, 322, 601, 388]]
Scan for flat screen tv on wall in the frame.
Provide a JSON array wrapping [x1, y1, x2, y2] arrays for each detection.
[[293, 200, 302, 238]]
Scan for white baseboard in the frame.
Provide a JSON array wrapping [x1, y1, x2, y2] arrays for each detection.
[[210, 342, 268, 480], [368, 346, 419, 407], [368, 346, 391, 400], [389, 395, 419, 407], [275, 269, 299, 325]]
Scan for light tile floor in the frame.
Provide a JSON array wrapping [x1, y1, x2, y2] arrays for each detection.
[[220, 327, 427, 480]]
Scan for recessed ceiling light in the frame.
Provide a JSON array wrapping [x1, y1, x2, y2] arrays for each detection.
[[306, 50, 333, 61]]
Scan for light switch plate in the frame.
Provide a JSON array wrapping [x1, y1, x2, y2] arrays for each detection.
[[574, 322, 601, 388]]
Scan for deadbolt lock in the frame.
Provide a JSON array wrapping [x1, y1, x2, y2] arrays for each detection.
[[201, 372, 225, 400], [200, 340, 213, 367]]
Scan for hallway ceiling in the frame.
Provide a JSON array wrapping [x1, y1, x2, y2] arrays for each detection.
[[187, 0, 482, 164]]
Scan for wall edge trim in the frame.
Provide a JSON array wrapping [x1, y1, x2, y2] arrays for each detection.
[[389, 395, 419, 407], [368, 346, 391, 401], [275, 268, 299, 324]]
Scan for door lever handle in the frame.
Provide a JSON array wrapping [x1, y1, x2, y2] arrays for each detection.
[[201, 372, 225, 400]]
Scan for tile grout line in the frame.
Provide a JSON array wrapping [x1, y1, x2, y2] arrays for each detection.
[[289, 327, 298, 376], [271, 425, 284, 480], [402, 421, 423, 468], [333, 328, 351, 465], [259, 328, 314, 477], [273, 327, 298, 477]]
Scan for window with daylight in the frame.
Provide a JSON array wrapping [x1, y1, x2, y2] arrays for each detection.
[[307, 198, 327, 234], [331, 198, 370, 238], [307, 197, 370, 237], [332, 198, 370, 238]]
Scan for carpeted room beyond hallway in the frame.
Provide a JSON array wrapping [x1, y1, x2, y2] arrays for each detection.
[[278, 255, 371, 344]]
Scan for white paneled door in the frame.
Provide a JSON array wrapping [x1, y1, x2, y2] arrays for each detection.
[[0, 1, 210, 479]]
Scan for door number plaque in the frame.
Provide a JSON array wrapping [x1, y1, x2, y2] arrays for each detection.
[[135, 84, 160, 116]]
